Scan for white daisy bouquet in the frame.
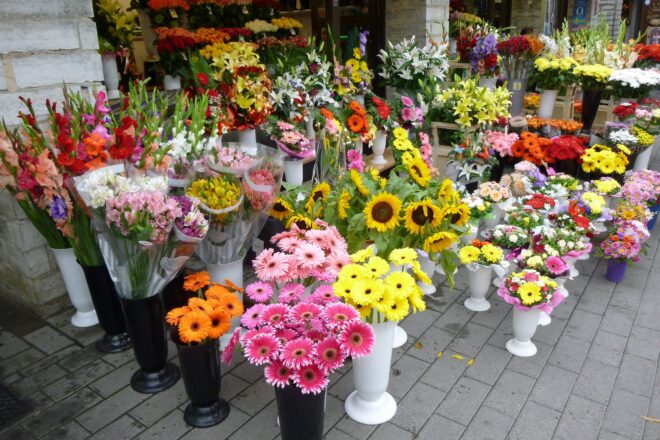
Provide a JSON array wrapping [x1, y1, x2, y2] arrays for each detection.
[[609, 68, 660, 99]]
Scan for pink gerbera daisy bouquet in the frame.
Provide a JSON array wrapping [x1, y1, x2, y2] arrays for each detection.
[[239, 299, 374, 394], [266, 120, 315, 159], [246, 220, 351, 305], [497, 269, 566, 314]]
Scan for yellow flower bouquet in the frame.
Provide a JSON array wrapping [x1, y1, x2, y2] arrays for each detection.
[[581, 144, 629, 175], [529, 56, 579, 90], [572, 64, 613, 90]]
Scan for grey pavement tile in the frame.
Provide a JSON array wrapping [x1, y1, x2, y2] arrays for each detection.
[[102, 348, 135, 368], [459, 406, 515, 440], [577, 287, 614, 316], [469, 296, 510, 329], [423, 290, 460, 314], [419, 350, 469, 392], [588, 330, 629, 367], [447, 322, 493, 358], [335, 413, 377, 440], [77, 386, 150, 432], [134, 410, 190, 440], [329, 368, 356, 401], [610, 284, 644, 311], [552, 294, 579, 320], [602, 388, 650, 440], [324, 428, 356, 440], [0, 426, 34, 440], [391, 382, 445, 433], [324, 394, 346, 435], [58, 344, 106, 372], [130, 379, 188, 426], [547, 334, 591, 373], [406, 325, 454, 363], [508, 400, 561, 440], [588, 270, 617, 293], [573, 358, 619, 404], [180, 405, 250, 440], [368, 422, 414, 440], [644, 422, 660, 440], [635, 296, 660, 332], [231, 359, 265, 384], [231, 378, 275, 416], [617, 268, 651, 291], [89, 360, 139, 398], [431, 304, 474, 333], [22, 388, 102, 437], [0, 348, 44, 378], [220, 372, 251, 401], [21, 345, 81, 377], [626, 326, 660, 361], [23, 326, 73, 355], [529, 365, 578, 412], [11, 363, 68, 397], [554, 394, 606, 440], [601, 306, 636, 337], [389, 355, 430, 399], [464, 344, 511, 386], [416, 414, 465, 440], [534, 314, 569, 346], [506, 340, 553, 379], [400, 309, 440, 338], [435, 377, 490, 425], [487, 312, 513, 350], [92, 415, 145, 440], [564, 309, 602, 342], [227, 400, 279, 440], [615, 354, 657, 398], [564, 274, 590, 295], [43, 358, 115, 401], [56, 322, 105, 348], [0, 330, 30, 359], [599, 430, 633, 440], [40, 421, 90, 440], [483, 369, 535, 418]]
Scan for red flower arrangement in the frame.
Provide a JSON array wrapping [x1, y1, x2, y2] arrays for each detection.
[[613, 101, 638, 120], [220, 27, 254, 39], [365, 95, 392, 131], [634, 43, 660, 67], [496, 35, 530, 56], [546, 135, 586, 162], [525, 193, 556, 210], [510, 132, 553, 165]]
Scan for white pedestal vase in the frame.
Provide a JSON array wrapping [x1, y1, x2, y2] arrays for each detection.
[[416, 250, 436, 295], [461, 221, 479, 244], [506, 308, 541, 357], [392, 325, 407, 349], [345, 319, 397, 425], [283, 157, 304, 186], [371, 130, 388, 165], [537, 90, 558, 119], [482, 206, 502, 231], [163, 74, 181, 91], [634, 145, 653, 170], [50, 248, 98, 328], [237, 128, 257, 149], [465, 266, 492, 312], [207, 259, 244, 347], [305, 116, 315, 141], [101, 54, 121, 100], [478, 76, 497, 90]]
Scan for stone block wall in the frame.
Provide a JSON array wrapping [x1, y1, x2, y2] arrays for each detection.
[[386, 0, 450, 45], [0, 0, 104, 312], [510, 0, 546, 34]]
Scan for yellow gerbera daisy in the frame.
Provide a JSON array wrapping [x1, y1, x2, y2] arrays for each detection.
[[333, 277, 356, 299], [350, 246, 374, 263], [350, 278, 385, 306], [518, 282, 543, 306], [384, 296, 410, 321], [338, 264, 363, 282], [346, 297, 373, 319], [407, 157, 431, 187], [480, 244, 503, 264], [270, 198, 292, 221], [404, 200, 443, 234], [350, 169, 370, 196], [409, 287, 426, 312], [374, 287, 396, 314], [423, 231, 457, 253], [392, 127, 408, 140], [384, 271, 417, 299], [411, 261, 432, 285], [338, 190, 351, 219], [389, 248, 418, 266], [365, 256, 390, 278], [458, 246, 481, 264], [364, 192, 402, 232]]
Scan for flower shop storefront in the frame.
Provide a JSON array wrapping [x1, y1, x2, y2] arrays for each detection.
[[0, 0, 660, 437]]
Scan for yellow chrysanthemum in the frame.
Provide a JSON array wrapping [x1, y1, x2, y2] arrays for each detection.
[[392, 127, 408, 140], [459, 246, 481, 264], [338, 190, 351, 220], [364, 192, 403, 232], [423, 231, 457, 253], [350, 169, 370, 196], [389, 248, 418, 266], [351, 247, 374, 263], [365, 256, 390, 278], [518, 282, 543, 306], [270, 198, 292, 221], [404, 200, 443, 234]]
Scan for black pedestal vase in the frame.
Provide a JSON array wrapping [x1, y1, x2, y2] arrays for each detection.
[[80, 264, 131, 353], [161, 272, 190, 312], [174, 336, 230, 427], [581, 89, 603, 132], [120, 294, 179, 393], [275, 385, 325, 440]]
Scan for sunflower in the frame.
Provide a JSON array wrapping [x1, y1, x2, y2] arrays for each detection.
[[350, 247, 374, 263], [437, 179, 454, 200], [338, 190, 351, 219], [404, 200, 442, 234], [166, 306, 190, 326], [389, 248, 418, 266], [407, 157, 431, 187], [183, 272, 211, 292], [286, 214, 315, 230], [347, 114, 365, 133], [443, 204, 470, 226], [216, 292, 244, 317], [270, 197, 292, 221], [309, 182, 331, 204], [364, 192, 402, 232], [178, 310, 212, 343], [423, 231, 457, 253], [207, 308, 231, 339], [350, 169, 370, 196]]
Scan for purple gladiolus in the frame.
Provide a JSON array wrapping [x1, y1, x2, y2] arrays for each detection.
[[50, 196, 68, 220]]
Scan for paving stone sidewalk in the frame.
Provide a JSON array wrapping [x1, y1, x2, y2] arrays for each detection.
[[1, 158, 660, 440]]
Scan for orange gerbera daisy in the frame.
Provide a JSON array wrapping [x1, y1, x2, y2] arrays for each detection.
[[189, 297, 214, 313], [320, 108, 334, 119], [183, 272, 211, 292], [165, 306, 190, 326], [205, 283, 231, 300], [511, 141, 526, 157], [179, 310, 212, 343], [347, 114, 365, 133], [216, 293, 244, 318], [349, 100, 366, 115], [207, 308, 231, 339], [223, 279, 244, 293]]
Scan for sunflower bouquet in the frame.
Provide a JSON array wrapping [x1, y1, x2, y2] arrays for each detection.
[[497, 269, 565, 314], [166, 273, 243, 344], [333, 247, 427, 323]]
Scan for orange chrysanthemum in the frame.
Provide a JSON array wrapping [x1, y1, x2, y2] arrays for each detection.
[[165, 306, 190, 326], [178, 310, 211, 343], [207, 308, 231, 339], [216, 293, 244, 318], [183, 272, 211, 292]]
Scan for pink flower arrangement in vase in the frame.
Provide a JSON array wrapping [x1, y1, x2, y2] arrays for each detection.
[[267, 121, 315, 159], [484, 130, 519, 157], [497, 269, 565, 314]]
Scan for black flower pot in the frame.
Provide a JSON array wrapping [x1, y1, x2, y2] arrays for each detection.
[[489, 157, 504, 182], [581, 89, 603, 132], [161, 272, 190, 312], [174, 335, 230, 428], [553, 160, 579, 177], [80, 264, 131, 353], [275, 385, 325, 440], [120, 294, 179, 394]]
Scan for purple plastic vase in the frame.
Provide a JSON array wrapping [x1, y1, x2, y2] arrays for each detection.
[[606, 260, 627, 283]]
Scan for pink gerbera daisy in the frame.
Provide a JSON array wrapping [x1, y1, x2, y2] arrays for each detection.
[[245, 333, 280, 365], [325, 252, 352, 276], [281, 338, 315, 369], [293, 364, 329, 395], [275, 328, 298, 345], [294, 243, 325, 270], [246, 282, 274, 303], [523, 271, 539, 282], [304, 229, 330, 250], [241, 304, 266, 329], [221, 327, 241, 366], [271, 227, 301, 243], [340, 321, 375, 358], [254, 249, 291, 282], [306, 329, 325, 344], [316, 337, 346, 373], [323, 303, 359, 329], [306, 285, 339, 305], [278, 236, 303, 253], [264, 359, 292, 388], [261, 304, 290, 327], [278, 283, 305, 304], [546, 256, 568, 275], [292, 303, 322, 322]]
